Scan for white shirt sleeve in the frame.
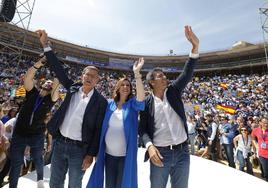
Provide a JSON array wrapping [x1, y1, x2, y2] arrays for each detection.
[[44, 46, 52, 52], [189, 52, 199, 59], [209, 122, 218, 141], [146, 141, 153, 150]]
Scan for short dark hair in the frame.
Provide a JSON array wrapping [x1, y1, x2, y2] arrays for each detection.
[[222, 116, 229, 120], [82, 66, 99, 75], [205, 113, 213, 118], [146, 67, 163, 89]]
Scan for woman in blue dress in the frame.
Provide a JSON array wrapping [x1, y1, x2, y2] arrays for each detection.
[[87, 58, 145, 188]]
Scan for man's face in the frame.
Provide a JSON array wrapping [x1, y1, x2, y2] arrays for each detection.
[[205, 115, 212, 122], [221, 118, 228, 124], [41, 80, 53, 92], [81, 69, 99, 89], [237, 117, 244, 124], [261, 118, 268, 130], [150, 71, 168, 91]]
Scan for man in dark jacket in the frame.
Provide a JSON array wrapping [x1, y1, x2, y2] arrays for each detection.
[[139, 25, 199, 188], [37, 30, 107, 188], [9, 57, 60, 188]]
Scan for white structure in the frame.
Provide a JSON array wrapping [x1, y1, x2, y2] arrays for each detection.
[[4, 148, 268, 188]]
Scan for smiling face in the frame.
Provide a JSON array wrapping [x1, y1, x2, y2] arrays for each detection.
[[81, 66, 99, 92], [41, 80, 53, 92], [113, 78, 133, 102], [119, 80, 131, 98], [240, 127, 249, 135], [150, 71, 168, 91]]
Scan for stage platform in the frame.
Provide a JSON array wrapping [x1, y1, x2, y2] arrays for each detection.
[[4, 148, 267, 187]]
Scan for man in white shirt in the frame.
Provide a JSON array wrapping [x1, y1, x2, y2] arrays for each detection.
[[37, 30, 108, 188], [205, 113, 218, 162], [139, 25, 199, 188]]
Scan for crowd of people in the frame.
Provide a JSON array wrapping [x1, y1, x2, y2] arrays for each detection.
[[0, 26, 267, 188]]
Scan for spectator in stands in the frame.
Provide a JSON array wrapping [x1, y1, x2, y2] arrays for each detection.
[[233, 126, 253, 174], [139, 25, 199, 188], [187, 115, 196, 155], [205, 113, 218, 162], [1, 108, 17, 124], [252, 116, 260, 129], [236, 116, 247, 131], [9, 57, 60, 188], [0, 115, 16, 187], [219, 116, 236, 168], [37, 30, 107, 188], [0, 110, 8, 170], [87, 58, 145, 188], [252, 117, 268, 181]]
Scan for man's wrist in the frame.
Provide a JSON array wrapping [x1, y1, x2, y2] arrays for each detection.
[[44, 46, 52, 52], [146, 141, 153, 150], [189, 51, 199, 59], [134, 73, 142, 79], [33, 65, 40, 69]]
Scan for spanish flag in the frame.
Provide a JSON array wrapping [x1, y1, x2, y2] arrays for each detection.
[[15, 86, 26, 97], [216, 104, 236, 115]]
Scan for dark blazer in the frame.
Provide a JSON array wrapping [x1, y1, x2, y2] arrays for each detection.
[[44, 50, 107, 156], [139, 58, 197, 161]]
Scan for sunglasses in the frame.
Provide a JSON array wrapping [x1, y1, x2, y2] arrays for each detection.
[[241, 129, 248, 132]]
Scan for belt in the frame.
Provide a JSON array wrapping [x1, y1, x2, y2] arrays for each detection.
[[157, 141, 188, 150], [58, 134, 83, 146]]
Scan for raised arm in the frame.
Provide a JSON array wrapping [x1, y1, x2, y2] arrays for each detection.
[[185, 25, 199, 54], [133, 57, 145, 101], [24, 57, 46, 91], [172, 25, 199, 94], [36, 30, 73, 89]]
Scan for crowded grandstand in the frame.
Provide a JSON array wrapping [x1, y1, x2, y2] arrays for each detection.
[[0, 21, 268, 187]]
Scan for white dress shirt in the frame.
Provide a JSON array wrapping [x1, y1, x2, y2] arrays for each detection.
[[208, 122, 218, 141], [60, 87, 94, 141], [105, 108, 126, 156], [187, 121, 196, 135], [152, 90, 187, 147], [145, 52, 199, 149]]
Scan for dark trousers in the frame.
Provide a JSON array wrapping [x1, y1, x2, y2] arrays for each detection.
[[105, 153, 125, 188], [222, 143, 235, 168], [237, 150, 253, 174], [150, 144, 190, 188], [0, 156, 11, 186], [49, 139, 87, 188], [9, 134, 44, 188], [259, 156, 268, 181], [208, 141, 217, 162]]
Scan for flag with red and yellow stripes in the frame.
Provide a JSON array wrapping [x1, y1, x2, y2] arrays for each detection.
[[15, 85, 26, 97], [216, 104, 236, 115]]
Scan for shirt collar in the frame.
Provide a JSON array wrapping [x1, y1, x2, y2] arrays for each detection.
[[79, 87, 94, 99], [152, 89, 167, 101]]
